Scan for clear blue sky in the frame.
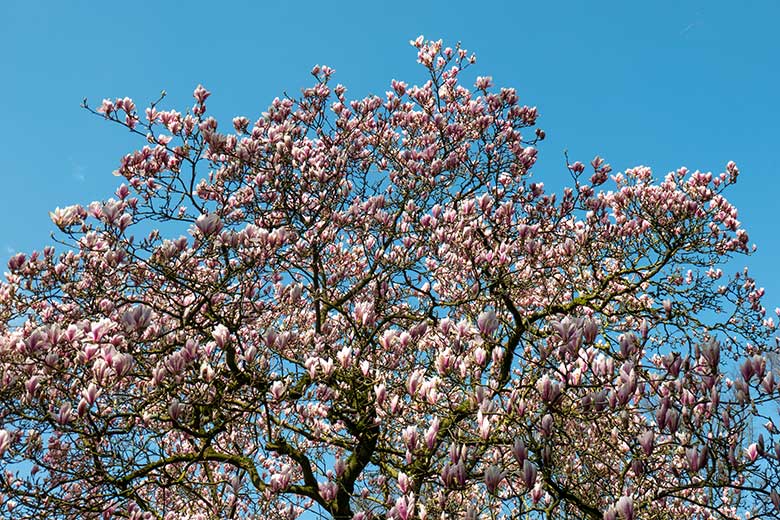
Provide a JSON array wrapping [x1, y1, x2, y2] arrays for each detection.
[[1, 0, 778, 305]]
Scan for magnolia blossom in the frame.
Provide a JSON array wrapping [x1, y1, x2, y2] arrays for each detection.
[[49, 205, 85, 228], [0, 429, 10, 457]]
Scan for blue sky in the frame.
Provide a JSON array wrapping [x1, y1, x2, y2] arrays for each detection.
[[1, 0, 778, 304]]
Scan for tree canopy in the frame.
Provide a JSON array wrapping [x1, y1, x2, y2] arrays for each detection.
[[1, 37, 779, 520]]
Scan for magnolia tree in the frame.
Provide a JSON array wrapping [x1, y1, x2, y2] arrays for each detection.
[[1, 37, 779, 520]]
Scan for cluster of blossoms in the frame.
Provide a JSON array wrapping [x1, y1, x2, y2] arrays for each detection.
[[1, 37, 779, 519]]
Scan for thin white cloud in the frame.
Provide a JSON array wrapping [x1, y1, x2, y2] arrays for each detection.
[[72, 165, 86, 182], [681, 10, 704, 36], [68, 156, 87, 182]]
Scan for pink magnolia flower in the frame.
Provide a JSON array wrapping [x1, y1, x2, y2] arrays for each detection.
[[424, 418, 440, 450], [168, 399, 183, 421], [391, 494, 415, 520], [195, 213, 223, 236], [484, 465, 504, 493], [97, 98, 115, 115], [402, 426, 418, 451], [522, 459, 537, 488], [318, 481, 338, 502], [615, 496, 634, 520], [193, 84, 211, 104], [56, 404, 73, 426], [477, 310, 499, 336], [537, 374, 561, 404], [398, 471, 411, 493], [637, 430, 654, 456], [49, 205, 85, 229], [0, 429, 11, 457], [212, 324, 230, 348], [270, 381, 286, 401], [374, 383, 387, 406], [746, 443, 759, 462]]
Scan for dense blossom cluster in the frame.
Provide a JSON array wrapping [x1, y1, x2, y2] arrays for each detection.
[[1, 37, 779, 519]]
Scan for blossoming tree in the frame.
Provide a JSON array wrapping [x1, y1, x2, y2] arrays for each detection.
[[1, 37, 779, 520]]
